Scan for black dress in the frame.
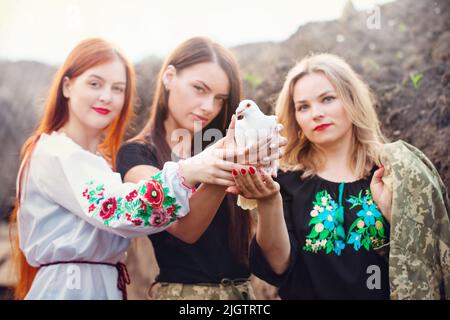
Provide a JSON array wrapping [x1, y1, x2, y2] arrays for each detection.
[[249, 169, 390, 299], [116, 142, 250, 284]]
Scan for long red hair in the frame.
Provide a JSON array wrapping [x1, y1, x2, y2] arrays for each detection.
[[9, 38, 136, 299]]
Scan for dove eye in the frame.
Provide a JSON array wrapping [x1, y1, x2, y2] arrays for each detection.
[[237, 115, 244, 120]]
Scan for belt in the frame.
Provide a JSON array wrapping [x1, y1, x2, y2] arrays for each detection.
[[40, 260, 130, 300], [153, 278, 252, 300]]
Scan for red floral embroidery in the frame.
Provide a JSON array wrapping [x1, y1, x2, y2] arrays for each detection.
[[139, 199, 147, 212], [99, 197, 117, 220], [83, 171, 184, 228], [166, 204, 176, 217], [126, 190, 138, 202], [150, 209, 169, 227], [144, 180, 165, 208]]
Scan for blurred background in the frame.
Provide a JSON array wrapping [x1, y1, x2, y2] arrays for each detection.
[[0, 0, 449, 299]]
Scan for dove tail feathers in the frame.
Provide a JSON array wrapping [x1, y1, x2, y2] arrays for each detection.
[[237, 195, 258, 210]]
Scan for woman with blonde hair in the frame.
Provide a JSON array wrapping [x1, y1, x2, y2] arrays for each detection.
[[231, 53, 449, 299]]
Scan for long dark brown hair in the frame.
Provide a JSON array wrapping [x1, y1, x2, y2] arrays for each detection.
[[134, 37, 252, 265], [10, 38, 135, 299]]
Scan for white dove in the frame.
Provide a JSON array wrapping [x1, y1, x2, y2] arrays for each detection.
[[234, 99, 279, 210]]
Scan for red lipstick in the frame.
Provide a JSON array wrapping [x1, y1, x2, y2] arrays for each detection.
[[92, 107, 111, 115], [192, 113, 208, 123], [314, 123, 332, 131]]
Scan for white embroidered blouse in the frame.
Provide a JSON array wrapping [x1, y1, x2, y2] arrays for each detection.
[[18, 132, 194, 299]]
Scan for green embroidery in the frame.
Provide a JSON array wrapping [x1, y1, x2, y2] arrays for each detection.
[[346, 189, 387, 251], [303, 183, 346, 255], [82, 175, 181, 227], [303, 185, 387, 255]]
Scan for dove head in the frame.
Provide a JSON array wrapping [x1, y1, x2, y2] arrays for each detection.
[[236, 99, 259, 120]]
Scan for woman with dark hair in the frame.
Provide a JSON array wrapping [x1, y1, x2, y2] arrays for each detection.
[[116, 37, 285, 300]]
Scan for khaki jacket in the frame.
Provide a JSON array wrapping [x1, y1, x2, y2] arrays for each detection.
[[380, 141, 449, 299]]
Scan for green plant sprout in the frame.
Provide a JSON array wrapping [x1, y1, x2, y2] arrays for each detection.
[[410, 72, 423, 89]]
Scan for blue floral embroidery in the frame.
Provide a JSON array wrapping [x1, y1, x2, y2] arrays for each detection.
[[304, 186, 387, 255], [333, 240, 346, 255], [357, 202, 382, 226], [319, 205, 338, 231], [346, 189, 387, 251], [347, 232, 363, 250], [303, 183, 346, 255]]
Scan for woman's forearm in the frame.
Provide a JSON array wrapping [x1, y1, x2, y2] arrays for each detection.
[[256, 194, 291, 274], [124, 164, 228, 244], [167, 183, 226, 243]]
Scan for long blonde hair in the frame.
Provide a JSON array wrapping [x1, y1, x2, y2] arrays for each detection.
[[275, 53, 387, 178]]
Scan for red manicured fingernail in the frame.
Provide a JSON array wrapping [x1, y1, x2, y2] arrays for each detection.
[[241, 168, 247, 174], [249, 166, 256, 174], [232, 169, 238, 176]]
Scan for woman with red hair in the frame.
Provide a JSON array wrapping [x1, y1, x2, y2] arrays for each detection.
[[9, 38, 232, 300]]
